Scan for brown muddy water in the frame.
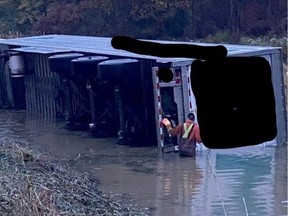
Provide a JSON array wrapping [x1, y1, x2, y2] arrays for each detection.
[[0, 109, 287, 216]]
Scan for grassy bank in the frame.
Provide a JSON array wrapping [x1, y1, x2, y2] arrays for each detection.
[[0, 138, 150, 216]]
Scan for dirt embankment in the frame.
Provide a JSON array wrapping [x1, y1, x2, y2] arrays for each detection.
[[0, 138, 150, 216]]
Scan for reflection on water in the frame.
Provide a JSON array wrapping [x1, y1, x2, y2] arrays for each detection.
[[211, 152, 274, 216], [0, 109, 287, 216]]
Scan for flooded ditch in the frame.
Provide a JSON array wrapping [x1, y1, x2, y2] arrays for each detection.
[[0, 109, 287, 216]]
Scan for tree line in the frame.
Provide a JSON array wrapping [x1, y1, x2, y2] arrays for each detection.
[[0, 0, 286, 42]]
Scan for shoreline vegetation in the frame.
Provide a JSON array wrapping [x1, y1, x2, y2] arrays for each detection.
[[0, 138, 150, 216]]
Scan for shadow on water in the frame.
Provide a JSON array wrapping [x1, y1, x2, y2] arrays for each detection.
[[0, 109, 287, 216]]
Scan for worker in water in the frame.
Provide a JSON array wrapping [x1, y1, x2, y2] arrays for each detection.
[[162, 113, 202, 156]]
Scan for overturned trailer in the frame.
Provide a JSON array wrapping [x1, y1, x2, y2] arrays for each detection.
[[0, 35, 286, 152]]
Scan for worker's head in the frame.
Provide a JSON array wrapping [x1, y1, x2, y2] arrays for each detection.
[[187, 113, 195, 121]]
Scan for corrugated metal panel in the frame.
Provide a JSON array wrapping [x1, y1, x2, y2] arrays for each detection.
[[0, 34, 281, 61], [259, 52, 287, 145], [24, 53, 60, 118], [0, 44, 7, 51], [0, 44, 13, 108], [270, 52, 287, 145], [0, 35, 157, 59], [11, 46, 72, 54]]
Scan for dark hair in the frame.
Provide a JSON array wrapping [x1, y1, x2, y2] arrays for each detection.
[[187, 113, 195, 121]]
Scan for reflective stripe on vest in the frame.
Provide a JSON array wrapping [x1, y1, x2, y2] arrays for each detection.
[[182, 123, 193, 138]]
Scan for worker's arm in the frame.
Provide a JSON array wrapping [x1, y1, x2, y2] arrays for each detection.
[[194, 125, 202, 143], [162, 118, 181, 136]]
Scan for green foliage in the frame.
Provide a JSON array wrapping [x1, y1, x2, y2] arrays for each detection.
[[0, 0, 20, 33], [202, 30, 234, 43], [0, 0, 53, 34], [0, 0, 286, 41], [17, 0, 48, 25], [31, 2, 83, 35]]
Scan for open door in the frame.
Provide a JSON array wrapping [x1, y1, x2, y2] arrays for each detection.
[[153, 63, 194, 153]]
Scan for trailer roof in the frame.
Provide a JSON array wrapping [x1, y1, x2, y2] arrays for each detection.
[[0, 34, 281, 62]]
